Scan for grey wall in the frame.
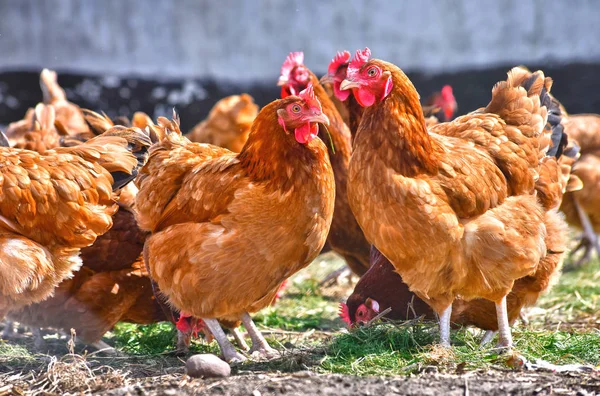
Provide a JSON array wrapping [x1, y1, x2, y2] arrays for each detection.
[[0, 0, 598, 81]]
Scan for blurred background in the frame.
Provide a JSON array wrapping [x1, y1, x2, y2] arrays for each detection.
[[0, 0, 599, 130]]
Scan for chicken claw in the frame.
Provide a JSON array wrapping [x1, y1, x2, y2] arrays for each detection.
[[241, 313, 279, 359], [203, 318, 247, 363]]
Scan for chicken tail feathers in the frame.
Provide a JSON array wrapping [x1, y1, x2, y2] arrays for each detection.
[[539, 84, 568, 159], [82, 109, 115, 136], [56, 126, 152, 191], [486, 66, 568, 162]]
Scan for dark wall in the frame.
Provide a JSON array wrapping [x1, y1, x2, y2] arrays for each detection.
[[1, 63, 598, 131]]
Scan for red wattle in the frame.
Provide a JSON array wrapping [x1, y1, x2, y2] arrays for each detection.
[[334, 82, 350, 101], [354, 88, 376, 107], [294, 122, 318, 144]]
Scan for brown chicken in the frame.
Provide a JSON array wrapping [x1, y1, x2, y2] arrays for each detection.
[[342, 48, 568, 349], [342, 136, 578, 344], [136, 88, 334, 362], [341, 210, 568, 343], [39, 68, 92, 138], [3, 111, 168, 352], [559, 114, 600, 265], [186, 94, 258, 152], [278, 52, 370, 277], [0, 123, 151, 321], [10, 103, 65, 153], [320, 51, 458, 138]]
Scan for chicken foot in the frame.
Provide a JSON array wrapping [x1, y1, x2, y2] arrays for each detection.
[[438, 304, 452, 347], [572, 198, 600, 266], [241, 312, 278, 358], [495, 296, 513, 349], [202, 318, 246, 362], [90, 340, 121, 356]]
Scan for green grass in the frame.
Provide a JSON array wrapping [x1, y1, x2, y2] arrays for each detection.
[[320, 323, 600, 376], [539, 259, 600, 318], [3, 253, 599, 378]]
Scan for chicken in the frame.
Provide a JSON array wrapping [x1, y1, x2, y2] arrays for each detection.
[[423, 85, 458, 123], [278, 52, 370, 277], [320, 51, 458, 138], [136, 87, 334, 362], [3, 110, 170, 352], [342, 133, 578, 336], [6, 255, 165, 351], [186, 94, 258, 152], [5, 108, 35, 148], [342, 48, 569, 349], [339, 246, 435, 327], [0, 124, 151, 320], [10, 103, 65, 153], [558, 114, 600, 265], [342, 210, 567, 339], [39, 68, 92, 138]]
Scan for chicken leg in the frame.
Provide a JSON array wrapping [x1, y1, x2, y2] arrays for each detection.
[[573, 198, 600, 266], [31, 327, 47, 351], [241, 312, 278, 358], [202, 318, 246, 362], [438, 304, 452, 347], [479, 330, 497, 348], [495, 296, 512, 349], [230, 327, 250, 351], [1, 320, 14, 339]]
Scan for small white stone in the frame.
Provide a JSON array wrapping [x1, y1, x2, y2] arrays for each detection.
[[185, 353, 231, 378]]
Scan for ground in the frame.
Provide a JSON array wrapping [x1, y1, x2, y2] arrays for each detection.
[[1, 253, 599, 395]]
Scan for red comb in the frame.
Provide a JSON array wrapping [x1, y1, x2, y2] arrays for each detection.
[[280, 51, 304, 80], [339, 302, 351, 326], [441, 85, 453, 98], [298, 83, 322, 111], [348, 47, 371, 75], [328, 50, 351, 76]]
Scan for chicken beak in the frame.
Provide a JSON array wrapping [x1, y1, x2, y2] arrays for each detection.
[[319, 74, 335, 85], [277, 76, 288, 86], [307, 113, 330, 126], [340, 79, 360, 91]]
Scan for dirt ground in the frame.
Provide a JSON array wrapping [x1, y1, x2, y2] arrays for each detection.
[[83, 370, 600, 396], [1, 337, 599, 396]]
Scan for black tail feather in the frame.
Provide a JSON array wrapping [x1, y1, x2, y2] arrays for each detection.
[[0, 131, 9, 148], [110, 138, 150, 191], [540, 85, 567, 159]]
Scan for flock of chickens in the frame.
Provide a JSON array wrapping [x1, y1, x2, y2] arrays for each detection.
[[0, 48, 599, 364]]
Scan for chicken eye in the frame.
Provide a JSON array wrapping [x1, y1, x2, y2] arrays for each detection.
[[367, 67, 377, 77], [291, 104, 302, 113]]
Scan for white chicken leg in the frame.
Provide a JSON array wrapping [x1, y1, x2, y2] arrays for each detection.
[[438, 304, 453, 347], [202, 318, 246, 362], [241, 312, 278, 358], [495, 296, 512, 349]]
